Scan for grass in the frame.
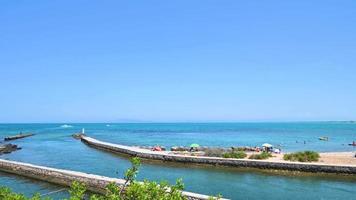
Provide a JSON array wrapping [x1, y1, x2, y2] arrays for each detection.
[[223, 151, 247, 159], [203, 148, 226, 157], [283, 151, 320, 162], [248, 152, 272, 160]]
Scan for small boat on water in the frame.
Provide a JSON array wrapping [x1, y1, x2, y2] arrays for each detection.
[[319, 136, 329, 141]]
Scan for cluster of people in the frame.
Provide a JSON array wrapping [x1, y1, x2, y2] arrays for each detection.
[[260, 143, 281, 154]]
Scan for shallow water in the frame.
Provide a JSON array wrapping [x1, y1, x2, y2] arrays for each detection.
[[0, 123, 356, 199]]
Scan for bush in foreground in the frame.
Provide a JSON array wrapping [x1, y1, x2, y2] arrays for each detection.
[[223, 151, 247, 159], [283, 151, 320, 162], [248, 152, 272, 160], [0, 187, 42, 200]]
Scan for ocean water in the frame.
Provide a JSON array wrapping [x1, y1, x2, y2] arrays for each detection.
[[0, 122, 355, 199]]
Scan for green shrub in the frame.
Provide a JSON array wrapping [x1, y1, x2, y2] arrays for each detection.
[[203, 148, 226, 157], [283, 151, 320, 162], [125, 179, 185, 200], [249, 152, 272, 160], [0, 187, 41, 200], [69, 181, 86, 200], [223, 151, 247, 159]]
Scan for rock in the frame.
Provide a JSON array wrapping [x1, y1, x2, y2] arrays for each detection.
[[72, 133, 85, 139], [0, 144, 21, 154], [171, 146, 189, 151]]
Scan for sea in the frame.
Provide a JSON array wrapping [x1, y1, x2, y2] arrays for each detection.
[[0, 122, 355, 199]]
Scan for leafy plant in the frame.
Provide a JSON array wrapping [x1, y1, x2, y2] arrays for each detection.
[[203, 148, 226, 157], [68, 181, 86, 200], [223, 151, 247, 159], [208, 194, 223, 200], [283, 151, 320, 162], [0, 187, 43, 200], [248, 152, 272, 160], [125, 179, 186, 200], [120, 157, 141, 195]]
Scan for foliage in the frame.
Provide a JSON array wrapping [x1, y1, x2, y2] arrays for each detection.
[[120, 157, 141, 195], [233, 147, 246, 151], [0, 187, 43, 200], [203, 148, 226, 157], [125, 179, 186, 200], [204, 148, 248, 159], [283, 151, 320, 162], [248, 152, 272, 160], [223, 151, 247, 159], [68, 181, 86, 200], [208, 194, 223, 200]]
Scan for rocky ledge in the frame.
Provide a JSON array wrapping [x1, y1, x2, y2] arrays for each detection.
[[0, 144, 21, 155]]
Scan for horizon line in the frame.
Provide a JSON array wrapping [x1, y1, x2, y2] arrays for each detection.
[[0, 120, 355, 124]]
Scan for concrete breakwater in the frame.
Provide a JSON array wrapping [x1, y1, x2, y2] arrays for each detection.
[[0, 159, 222, 200], [81, 136, 356, 174], [4, 133, 35, 141]]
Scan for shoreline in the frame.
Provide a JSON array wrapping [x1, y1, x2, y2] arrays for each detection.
[[79, 135, 356, 174], [247, 152, 356, 166]]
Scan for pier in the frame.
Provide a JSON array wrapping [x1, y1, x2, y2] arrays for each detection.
[[4, 133, 35, 141], [80, 135, 356, 174]]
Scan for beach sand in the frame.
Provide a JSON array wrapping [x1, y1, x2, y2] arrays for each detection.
[[253, 152, 356, 166]]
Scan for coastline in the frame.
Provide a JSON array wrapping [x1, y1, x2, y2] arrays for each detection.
[[249, 152, 356, 166], [1, 123, 355, 199], [79, 135, 356, 174]]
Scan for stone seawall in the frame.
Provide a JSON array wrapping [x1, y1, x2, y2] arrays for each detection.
[[0, 159, 222, 200], [81, 136, 356, 174]]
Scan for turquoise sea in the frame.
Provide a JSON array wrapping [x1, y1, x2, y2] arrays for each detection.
[[0, 122, 356, 199]]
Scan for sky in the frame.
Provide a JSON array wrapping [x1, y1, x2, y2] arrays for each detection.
[[0, 0, 356, 123]]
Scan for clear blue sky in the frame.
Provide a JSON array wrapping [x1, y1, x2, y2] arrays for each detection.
[[0, 0, 355, 123]]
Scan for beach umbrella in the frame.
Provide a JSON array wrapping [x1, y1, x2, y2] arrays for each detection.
[[262, 143, 273, 148], [190, 143, 200, 148]]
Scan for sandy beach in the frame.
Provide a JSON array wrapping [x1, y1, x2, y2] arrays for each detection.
[[252, 152, 356, 166]]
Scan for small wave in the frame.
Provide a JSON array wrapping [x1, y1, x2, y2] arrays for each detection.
[[60, 124, 73, 128]]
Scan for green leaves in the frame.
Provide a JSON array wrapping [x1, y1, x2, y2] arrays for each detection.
[[125, 180, 187, 200], [283, 151, 320, 162], [248, 152, 272, 160], [0, 186, 38, 200], [68, 181, 86, 200], [223, 151, 247, 159], [123, 157, 186, 200], [124, 157, 141, 184], [104, 182, 121, 200]]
